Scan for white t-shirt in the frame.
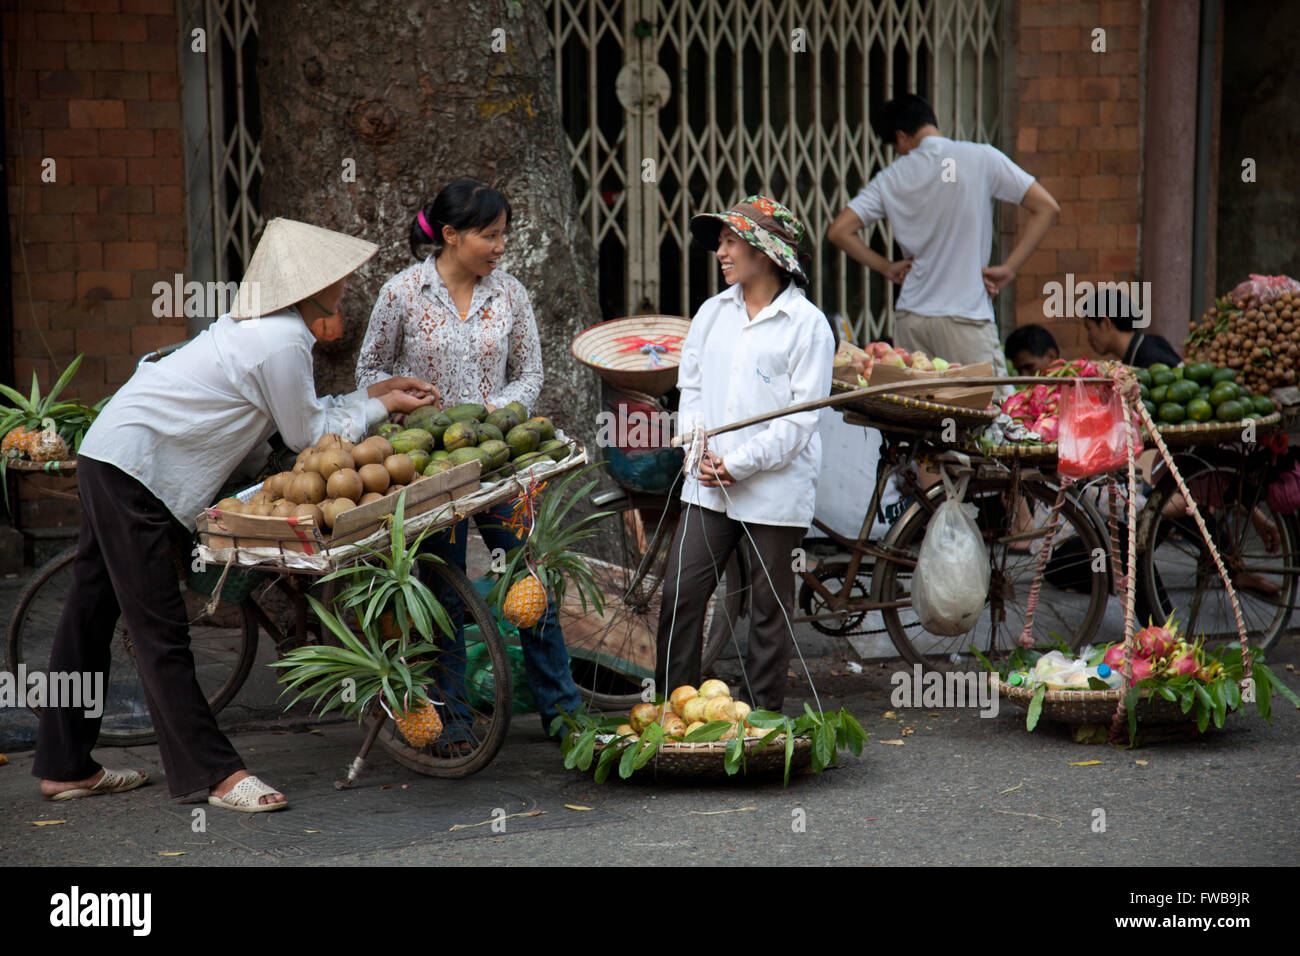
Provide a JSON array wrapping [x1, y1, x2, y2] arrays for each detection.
[[80, 309, 388, 529], [677, 282, 835, 528], [848, 136, 1035, 321]]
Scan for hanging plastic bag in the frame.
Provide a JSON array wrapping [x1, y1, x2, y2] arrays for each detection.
[[1057, 380, 1132, 479], [911, 471, 990, 635]]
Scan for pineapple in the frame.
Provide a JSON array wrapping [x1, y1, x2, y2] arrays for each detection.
[[271, 490, 457, 749], [393, 701, 444, 747], [503, 573, 548, 629], [489, 465, 611, 633], [29, 426, 70, 463], [2, 426, 34, 458]]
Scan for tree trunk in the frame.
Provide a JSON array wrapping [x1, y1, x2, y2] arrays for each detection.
[[256, 0, 602, 444]]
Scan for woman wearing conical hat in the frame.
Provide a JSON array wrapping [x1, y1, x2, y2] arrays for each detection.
[[654, 196, 836, 713], [33, 219, 435, 812]]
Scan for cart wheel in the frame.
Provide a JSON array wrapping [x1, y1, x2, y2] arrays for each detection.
[[5, 546, 259, 746], [562, 492, 745, 710], [369, 559, 511, 778], [871, 477, 1109, 672], [1137, 453, 1297, 652]]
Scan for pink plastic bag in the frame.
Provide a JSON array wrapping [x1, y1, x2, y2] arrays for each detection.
[[1057, 381, 1131, 479]]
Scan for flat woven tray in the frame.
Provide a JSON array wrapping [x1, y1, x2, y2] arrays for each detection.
[[590, 734, 813, 778], [997, 679, 1207, 727], [5, 458, 78, 473], [831, 381, 997, 429], [1152, 411, 1282, 447]]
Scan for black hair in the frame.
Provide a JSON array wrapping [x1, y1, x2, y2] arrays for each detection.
[[409, 178, 512, 259], [1005, 323, 1060, 358], [1079, 287, 1136, 333], [872, 93, 939, 144]]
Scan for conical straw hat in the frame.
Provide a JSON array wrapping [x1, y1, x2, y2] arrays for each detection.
[[229, 218, 378, 319]]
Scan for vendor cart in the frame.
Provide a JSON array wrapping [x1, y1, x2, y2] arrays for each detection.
[[5, 438, 592, 781]]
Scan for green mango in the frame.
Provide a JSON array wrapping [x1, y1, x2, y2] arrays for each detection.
[[524, 416, 556, 442], [478, 439, 510, 469], [538, 439, 569, 462], [445, 403, 487, 423], [485, 408, 521, 433], [505, 425, 539, 459], [442, 421, 478, 452], [391, 428, 434, 455], [476, 422, 504, 443]]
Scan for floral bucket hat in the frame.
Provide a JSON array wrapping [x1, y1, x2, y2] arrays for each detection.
[[690, 195, 808, 284]]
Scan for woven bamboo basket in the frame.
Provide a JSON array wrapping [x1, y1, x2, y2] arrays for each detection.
[[1152, 412, 1281, 448], [996, 679, 1223, 728], [589, 734, 813, 778], [831, 381, 997, 429], [571, 315, 691, 396]]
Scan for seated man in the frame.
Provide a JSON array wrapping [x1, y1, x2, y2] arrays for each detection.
[[1005, 323, 1060, 376], [1080, 289, 1181, 368]]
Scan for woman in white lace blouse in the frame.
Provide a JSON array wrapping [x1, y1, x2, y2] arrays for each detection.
[[356, 179, 582, 750]]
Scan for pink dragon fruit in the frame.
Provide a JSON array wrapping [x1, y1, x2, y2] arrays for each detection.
[[1102, 644, 1127, 669], [1166, 651, 1199, 677], [1002, 391, 1032, 420], [1034, 415, 1059, 442], [1134, 617, 1177, 660], [1029, 383, 1054, 412], [1129, 658, 1154, 684]]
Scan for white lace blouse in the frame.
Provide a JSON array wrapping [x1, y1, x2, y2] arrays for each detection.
[[356, 256, 544, 410]]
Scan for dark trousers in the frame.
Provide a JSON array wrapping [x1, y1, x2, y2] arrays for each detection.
[[654, 503, 804, 711], [31, 457, 244, 797]]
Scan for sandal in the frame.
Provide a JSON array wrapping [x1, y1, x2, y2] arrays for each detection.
[[49, 767, 149, 801], [207, 774, 288, 813]]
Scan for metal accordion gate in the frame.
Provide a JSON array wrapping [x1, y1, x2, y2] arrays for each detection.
[[548, 0, 1005, 343]]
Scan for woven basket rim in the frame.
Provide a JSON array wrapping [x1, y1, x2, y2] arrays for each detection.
[[570, 315, 692, 372], [6, 457, 78, 471]]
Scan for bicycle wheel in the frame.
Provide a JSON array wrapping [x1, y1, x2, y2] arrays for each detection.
[[872, 477, 1109, 672], [562, 491, 746, 710], [1137, 453, 1298, 652], [4, 546, 259, 746], [370, 558, 511, 777]]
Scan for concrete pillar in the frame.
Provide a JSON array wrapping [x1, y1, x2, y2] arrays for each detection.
[[1141, 0, 1201, 347]]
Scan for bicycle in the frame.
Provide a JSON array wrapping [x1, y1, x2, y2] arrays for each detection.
[[3, 342, 518, 778]]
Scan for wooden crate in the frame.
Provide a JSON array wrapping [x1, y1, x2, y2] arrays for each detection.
[[196, 461, 482, 557]]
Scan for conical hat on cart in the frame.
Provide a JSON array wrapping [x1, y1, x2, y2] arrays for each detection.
[[570, 315, 691, 397]]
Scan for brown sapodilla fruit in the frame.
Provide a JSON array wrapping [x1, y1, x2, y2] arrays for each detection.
[[215, 497, 244, 513], [321, 497, 356, 531], [359, 492, 384, 505], [317, 447, 354, 480], [384, 453, 416, 485], [326, 468, 364, 502], [358, 462, 391, 494], [295, 471, 327, 505], [271, 499, 298, 517], [351, 438, 385, 468]]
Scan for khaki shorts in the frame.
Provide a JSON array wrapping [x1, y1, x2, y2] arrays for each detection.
[[894, 310, 1010, 398]]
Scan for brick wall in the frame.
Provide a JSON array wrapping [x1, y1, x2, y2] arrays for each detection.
[[4, 0, 186, 402], [1008, 0, 1144, 357]]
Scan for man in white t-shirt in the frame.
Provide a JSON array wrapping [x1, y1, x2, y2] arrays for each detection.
[[827, 94, 1059, 374]]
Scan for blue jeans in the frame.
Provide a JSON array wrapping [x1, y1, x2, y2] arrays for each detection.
[[421, 502, 583, 737]]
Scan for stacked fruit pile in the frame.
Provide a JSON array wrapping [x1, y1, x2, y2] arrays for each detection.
[[617, 681, 775, 742], [1, 355, 100, 465], [998, 357, 1106, 442], [375, 402, 570, 481], [834, 341, 957, 383], [1137, 362, 1275, 426], [213, 431, 421, 533], [1185, 277, 1300, 394]]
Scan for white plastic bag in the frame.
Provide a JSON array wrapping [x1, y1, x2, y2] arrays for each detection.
[[911, 472, 990, 635]]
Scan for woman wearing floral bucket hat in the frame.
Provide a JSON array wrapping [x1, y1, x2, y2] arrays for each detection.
[[33, 219, 436, 812], [653, 196, 836, 712]]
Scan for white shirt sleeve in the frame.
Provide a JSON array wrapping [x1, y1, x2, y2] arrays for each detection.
[[723, 316, 835, 483], [984, 145, 1036, 204], [675, 303, 714, 439], [249, 344, 383, 450], [846, 178, 887, 228]]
